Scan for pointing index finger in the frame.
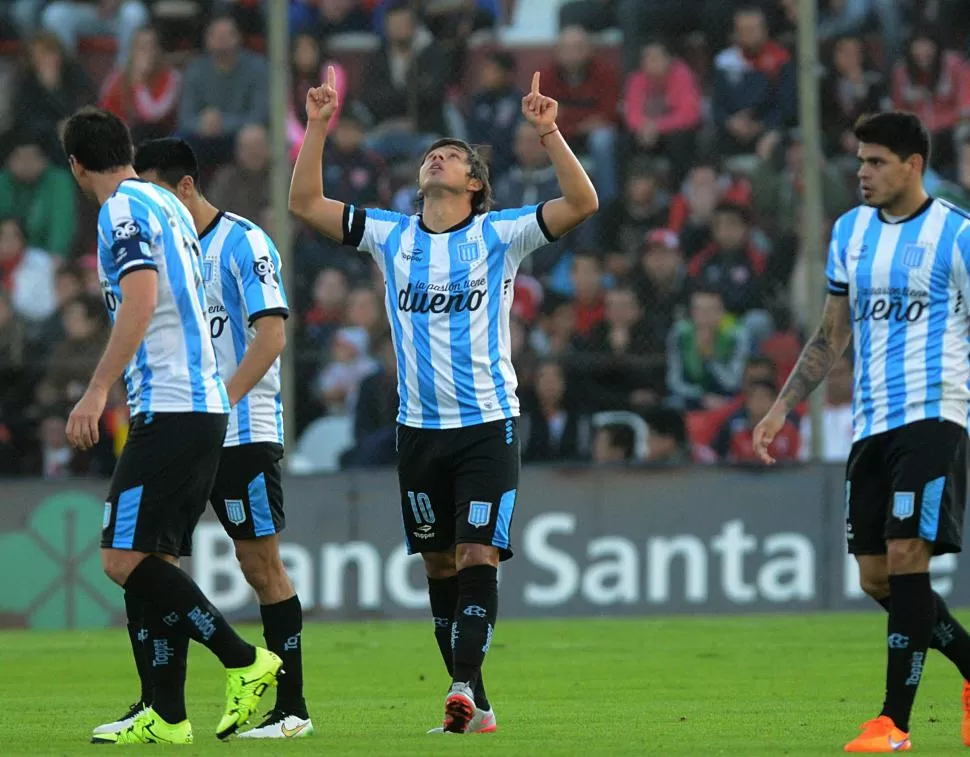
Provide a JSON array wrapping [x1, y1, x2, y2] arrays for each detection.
[[327, 64, 336, 89], [531, 71, 540, 95]]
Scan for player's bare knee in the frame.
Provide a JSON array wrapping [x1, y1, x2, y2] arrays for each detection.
[[456, 543, 499, 571], [886, 538, 932, 575], [855, 555, 890, 598], [101, 549, 145, 586], [423, 550, 457, 579]]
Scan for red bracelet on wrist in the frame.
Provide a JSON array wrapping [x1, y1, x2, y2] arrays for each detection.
[[539, 126, 559, 144]]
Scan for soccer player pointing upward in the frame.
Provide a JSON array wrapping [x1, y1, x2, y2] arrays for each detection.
[[290, 66, 598, 733], [755, 111, 970, 753]]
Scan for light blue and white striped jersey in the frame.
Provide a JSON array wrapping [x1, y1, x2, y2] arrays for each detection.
[[343, 203, 555, 429], [200, 212, 289, 447], [826, 198, 970, 442], [97, 179, 228, 416]]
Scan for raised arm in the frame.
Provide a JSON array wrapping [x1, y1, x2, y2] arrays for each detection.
[[753, 294, 852, 463], [288, 65, 346, 242], [522, 72, 599, 239]]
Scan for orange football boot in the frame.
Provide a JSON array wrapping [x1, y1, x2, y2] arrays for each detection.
[[961, 681, 970, 746], [844, 716, 911, 752]]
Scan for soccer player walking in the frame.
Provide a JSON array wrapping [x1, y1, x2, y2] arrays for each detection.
[[61, 108, 281, 744], [289, 66, 598, 733], [87, 138, 312, 740], [755, 111, 970, 753]]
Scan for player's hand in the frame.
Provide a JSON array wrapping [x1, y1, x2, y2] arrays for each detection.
[[752, 405, 786, 465], [306, 65, 340, 124], [522, 72, 558, 130], [66, 385, 107, 451]]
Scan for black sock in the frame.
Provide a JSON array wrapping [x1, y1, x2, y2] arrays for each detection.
[[451, 565, 498, 690], [143, 606, 189, 723], [124, 556, 255, 669], [428, 576, 491, 710], [260, 596, 307, 716], [929, 593, 970, 680], [873, 592, 970, 679], [125, 591, 152, 705], [881, 573, 935, 732]]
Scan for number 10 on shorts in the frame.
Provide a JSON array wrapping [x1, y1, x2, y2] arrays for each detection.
[[408, 491, 435, 525]]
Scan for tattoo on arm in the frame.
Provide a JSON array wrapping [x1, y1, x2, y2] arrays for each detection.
[[777, 301, 843, 412]]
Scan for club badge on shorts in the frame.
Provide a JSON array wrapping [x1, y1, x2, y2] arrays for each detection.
[[468, 501, 492, 528], [225, 499, 247, 526]]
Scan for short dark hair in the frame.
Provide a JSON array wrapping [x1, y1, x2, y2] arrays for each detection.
[[853, 111, 931, 169], [134, 138, 201, 189], [421, 138, 492, 214], [746, 379, 778, 398], [61, 107, 133, 172], [643, 407, 687, 447], [385, 0, 414, 18], [713, 200, 749, 225], [690, 283, 724, 301], [600, 423, 636, 460], [486, 50, 516, 73]]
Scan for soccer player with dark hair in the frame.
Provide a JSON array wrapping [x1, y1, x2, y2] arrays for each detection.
[[289, 67, 598, 733], [755, 110, 970, 752], [88, 137, 313, 740], [61, 107, 281, 745]]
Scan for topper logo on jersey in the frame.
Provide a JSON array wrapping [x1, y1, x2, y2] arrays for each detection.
[[253, 257, 279, 288], [397, 282, 486, 314]]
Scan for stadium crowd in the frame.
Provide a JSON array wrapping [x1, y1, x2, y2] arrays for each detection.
[[0, 0, 969, 476]]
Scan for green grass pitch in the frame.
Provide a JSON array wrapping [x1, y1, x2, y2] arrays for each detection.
[[2, 613, 969, 756]]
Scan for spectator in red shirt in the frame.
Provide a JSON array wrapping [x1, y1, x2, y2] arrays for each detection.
[[99, 26, 181, 142], [623, 39, 702, 185], [712, 379, 799, 463], [892, 29, 970, 173], [541, 25, 620, 202], [688, 201, 766, 318], [570, 251, 605, 338], [666, 161, 751, 258]]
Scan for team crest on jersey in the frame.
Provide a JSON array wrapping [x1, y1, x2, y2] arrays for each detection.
[[902, 243, 928, 268], [113, 219, 141, 241], [225, 499, 247, 525], [893, 492, 915, 520], [253, 257, 279, 287], [456, 241, 481, 264], [204, 261, 214, 283], [468, 501, 492, 528]]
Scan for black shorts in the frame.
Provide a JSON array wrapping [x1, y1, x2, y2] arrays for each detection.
[[101, 412, 228, 557], [208, 442, 285, 540], [845, 418, 968, 556], [397, 418, 520, 561]]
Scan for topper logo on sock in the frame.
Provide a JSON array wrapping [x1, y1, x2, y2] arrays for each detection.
[[152, 638, 174, 667], [468, 501, 492, 528], [284, 633, 301, 651], [451, 621, 458, 649], [482, 623, 494, 654], [463, 605, 488, 618], [905, 652, 926, 686], [188, 607, 216, 641], [433, 616, 450, 628], [892, 492, 915, 520], [888, 633, 910, 649]]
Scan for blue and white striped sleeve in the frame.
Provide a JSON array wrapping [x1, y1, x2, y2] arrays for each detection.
[[825, 217, 849, 297], [342, 205, 408, 261], [230, 228, 289, 324], [100, 194, 158, 280], [485, 204, 556, 266], [951, 221, 970, 304]]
